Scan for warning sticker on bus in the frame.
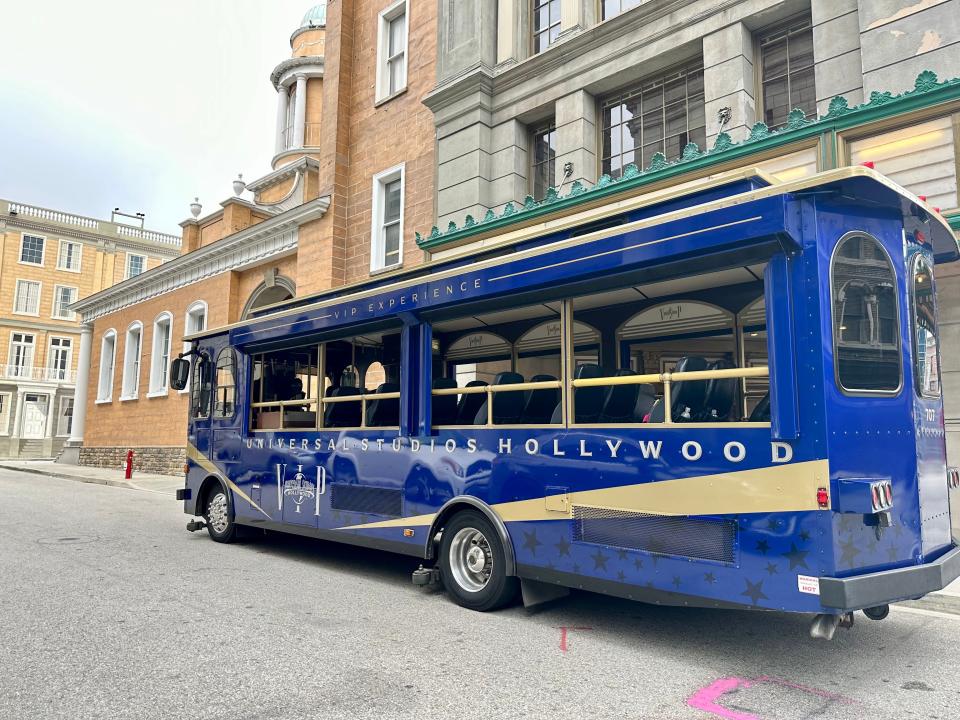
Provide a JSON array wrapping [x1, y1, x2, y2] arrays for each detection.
[[797, 575, 820, 595]]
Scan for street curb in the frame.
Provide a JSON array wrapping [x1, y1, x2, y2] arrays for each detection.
[[0, 463, 178, 495]]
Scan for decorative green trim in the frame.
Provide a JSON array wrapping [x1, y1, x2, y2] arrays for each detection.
[[947, 213, 960, 232], [417, 71, 960, 250]]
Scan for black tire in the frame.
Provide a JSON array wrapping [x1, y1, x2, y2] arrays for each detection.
[[439, 510, 518, 611], [204, 486, 237, 543]]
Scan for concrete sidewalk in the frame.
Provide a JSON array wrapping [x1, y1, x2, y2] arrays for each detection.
[[0, 460, 183, 495]]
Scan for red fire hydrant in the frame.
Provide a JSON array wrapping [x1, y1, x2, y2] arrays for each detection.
[[124, 450, 134, 480]]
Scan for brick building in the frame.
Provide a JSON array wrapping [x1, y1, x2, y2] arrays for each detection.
[[69, 1, 437, 473], [0, 200, 179, 459]]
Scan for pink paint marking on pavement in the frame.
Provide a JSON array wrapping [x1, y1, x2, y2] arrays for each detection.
[[556, 626, 592, 652], [686, 676, 853, 720]]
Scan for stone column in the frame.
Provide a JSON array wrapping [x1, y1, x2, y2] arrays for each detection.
[[275, 85, 290, 153], [811, 0, 863, 116], [489, 119, 528, 209], [292, 73, 308, 148], [68, 323, 92, 446], [555, 89, 598, 188], [703, 22, 756, 146], [496, 0, 521, 66], [559, 0, 594, 37]]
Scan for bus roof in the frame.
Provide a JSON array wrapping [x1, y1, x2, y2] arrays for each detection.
[[187, 166, 958, 345]]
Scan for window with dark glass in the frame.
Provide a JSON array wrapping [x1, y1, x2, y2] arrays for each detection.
[[912, 255, 940, 397], [533, 0, 561, 54], [759, 17, 815, 129], [214, 348, 237, 418], [602, 0, 642, 20], [831, 234, 900, 393], [192, 353, 212, 419], [531, 121, 557, 200], [600, 63, 705, 179]]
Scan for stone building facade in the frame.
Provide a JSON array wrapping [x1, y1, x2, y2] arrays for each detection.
[[69, 1, 437, 474], [420, 0, 960, 458], [0, 200, 178, 459]]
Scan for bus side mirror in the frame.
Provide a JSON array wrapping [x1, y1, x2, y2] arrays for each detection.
[[170, 357, 190, 391]]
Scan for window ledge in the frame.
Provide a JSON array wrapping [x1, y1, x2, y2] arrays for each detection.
[[12, 311, 40, 317], [56, 267, 82, 274], [374, 86, 407, 108], [95, 398, 113, 405], [370, 262, 403, 277], [146, 389, 169, 398], [119, 395, 138, 402]]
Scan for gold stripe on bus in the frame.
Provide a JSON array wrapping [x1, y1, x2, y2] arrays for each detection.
[[334, 459, 830, 531], [187, 443, 273, 521]]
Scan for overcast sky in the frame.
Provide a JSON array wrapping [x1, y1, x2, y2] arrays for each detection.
[[0, 0, 311, 234]]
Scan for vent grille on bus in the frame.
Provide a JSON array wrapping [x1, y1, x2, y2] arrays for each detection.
[[572, 506, 737, 564], [331, 484, 403, 517]]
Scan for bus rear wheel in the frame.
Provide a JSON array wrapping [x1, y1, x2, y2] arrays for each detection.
[[439, 510, 518, 611], [204, 487, 236, 543]]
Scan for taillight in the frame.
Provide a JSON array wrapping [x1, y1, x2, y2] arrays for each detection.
[[870, 481, 893, 512], [948, 467, 960, 490], [817, 487, 829, 508]]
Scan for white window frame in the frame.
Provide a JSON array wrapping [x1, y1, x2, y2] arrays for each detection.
[[375, 0, 408, 103], [13, 279, 42, 316], [7, 332, 36, 380], [57, 240, 83, 272], [51, 284, 78, 320], [370, 163, 405, 272], [96, 330, 117, 403], [120, 321, 143, 401], [181, 301, 208, 393], [125, 252, 147, 279], [47, 336, 73, 382], [148, 311, 174, 396], [18, 233, 46, 267], [0, 392, 11, 435], [56, 396, 75, 437]]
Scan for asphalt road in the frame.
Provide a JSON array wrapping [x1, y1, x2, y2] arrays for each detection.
[[1, 468, 959, 720]]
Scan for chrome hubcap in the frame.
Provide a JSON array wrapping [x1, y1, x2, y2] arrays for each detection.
[[449, 527, 493, 592], [207, 492, 229, 534]]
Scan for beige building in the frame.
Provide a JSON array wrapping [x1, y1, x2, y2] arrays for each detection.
[[69, 1, 437, 473], [0, 200, 179, 458]]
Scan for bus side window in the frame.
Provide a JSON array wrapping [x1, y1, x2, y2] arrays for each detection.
[[192, 352, 212, 419], [912, 254, 940, 397], [831, 233, 901, 394], [214, 348, 238, 419]]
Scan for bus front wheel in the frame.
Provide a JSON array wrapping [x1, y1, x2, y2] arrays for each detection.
[[204, 487, 236, 543], [439, 510, 518, 611]]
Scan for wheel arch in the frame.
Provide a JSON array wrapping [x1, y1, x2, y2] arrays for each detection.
[[426, 497, 516, 576], [198, 474, 233, 519]]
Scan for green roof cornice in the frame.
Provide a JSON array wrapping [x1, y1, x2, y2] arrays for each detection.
[[416, 71, 960, 250]]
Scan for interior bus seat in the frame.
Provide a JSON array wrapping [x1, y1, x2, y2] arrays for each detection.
[[474, 372, 525, 425], [701, 359, 736, 421], [366, 383, 400, 427], [633, 383, 657, 422], [644, 356, 708, 422], [749, 393, 771, 422], [431, 377, 459, 425], [600, 369, 640, 423], [520, 374, 559, 424], [573, 363, 605, 423], [456, 380, 488, 425], [324, 385, 362, 428]]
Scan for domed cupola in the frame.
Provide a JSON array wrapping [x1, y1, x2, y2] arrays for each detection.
[[301, 3, 327, 28]]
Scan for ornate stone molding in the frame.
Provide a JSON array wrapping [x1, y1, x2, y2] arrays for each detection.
[[270, 57, 325, 89], [73, 196, 330, 322]]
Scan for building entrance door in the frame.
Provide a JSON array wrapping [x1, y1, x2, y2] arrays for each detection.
[[22, 394, 48, 439]]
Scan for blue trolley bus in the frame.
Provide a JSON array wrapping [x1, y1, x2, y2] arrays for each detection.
[[173, 166, 960, 639]]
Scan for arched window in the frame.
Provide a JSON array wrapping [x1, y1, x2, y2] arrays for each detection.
[[911, 254, 940, 397], [214, 348, 237, 418], [96, 330, 117, 402], [364, 361, 386, 390], [831, 233, 900, 393], [120, 322, 143, 400], [241, 277, 295, 319], [148, 312, 173, 395]]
